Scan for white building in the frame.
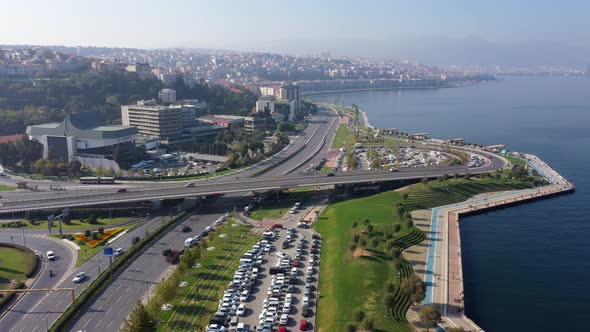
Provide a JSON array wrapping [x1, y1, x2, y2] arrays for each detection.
[[159, 88, 177, 104]]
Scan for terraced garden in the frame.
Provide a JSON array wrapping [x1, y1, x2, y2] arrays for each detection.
[[314, 176, 531, 332]]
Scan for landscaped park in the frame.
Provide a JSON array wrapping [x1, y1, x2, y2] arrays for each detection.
[[313, 174, 534, 332]]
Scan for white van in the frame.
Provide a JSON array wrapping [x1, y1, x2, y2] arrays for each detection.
[[239, 258, 253, 266], [184, 238, 196, 248]]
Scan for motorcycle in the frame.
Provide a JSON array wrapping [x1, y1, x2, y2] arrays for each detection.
[[48, 270, 54, 277]]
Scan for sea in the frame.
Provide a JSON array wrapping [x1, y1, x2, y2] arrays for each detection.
[[308, 76, 590, 332]]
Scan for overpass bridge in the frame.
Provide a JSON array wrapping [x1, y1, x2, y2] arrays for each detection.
[[0, 157, 504, 213]]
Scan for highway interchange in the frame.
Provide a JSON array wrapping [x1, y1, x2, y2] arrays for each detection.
[[0, 106, 507, 331]]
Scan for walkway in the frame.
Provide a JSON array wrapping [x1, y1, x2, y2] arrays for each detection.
[[424, 154, 574, 331]]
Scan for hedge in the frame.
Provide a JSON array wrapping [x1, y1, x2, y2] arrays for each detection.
[[49, 207, 194, 332], [0, 243, 39, 311]]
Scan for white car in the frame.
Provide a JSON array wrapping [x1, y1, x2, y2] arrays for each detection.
[[205, 324, 226, 332], [114, 248, 124, 257], [240, 290, 249, 301], [236, 304, 246, 316], [72, 272, 86, 283], [279, 313, 288, 325], [46, 251, 55, 261]]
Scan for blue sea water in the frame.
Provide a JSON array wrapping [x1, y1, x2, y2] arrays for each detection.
[[309, 76, 590, 332]]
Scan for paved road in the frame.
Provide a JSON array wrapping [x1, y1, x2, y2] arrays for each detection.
[[0, 213, 172, 332], [0, 155, 504, 214], [65, 194, 248, 332]]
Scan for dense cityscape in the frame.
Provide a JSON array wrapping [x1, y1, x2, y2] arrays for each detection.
[[0, 2, 587, 332]]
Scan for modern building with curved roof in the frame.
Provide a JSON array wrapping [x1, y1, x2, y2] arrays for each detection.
[[26, 112, 137, 169]]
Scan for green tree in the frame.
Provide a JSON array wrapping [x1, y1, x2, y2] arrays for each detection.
[[419, 305, 441, 332], [370, 238, 379, 247], [366, 224, 374, 233], [348, 243, 357, 253], [384, 293, 396, 316], [393, 224, 401, 233], [87, 214, 98, 225], [352, 221, 358, 228], [402, 192, 409, 200], [352, 309, 365, 323], [390, 247, 401, 260], [362, 217, 370, 226], [121, 301, 156, 332], [359, 238, 367, 247], [401, 274, 426, 304]]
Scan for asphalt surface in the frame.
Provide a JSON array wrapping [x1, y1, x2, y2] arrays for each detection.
[[0, 213, 171, 332], [0, 155, 504, 213], [65, 194, 248, 332]]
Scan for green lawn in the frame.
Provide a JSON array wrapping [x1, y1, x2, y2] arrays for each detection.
[[23, 217, 130, 230], [314, 176, 532, 332], [331, 124, 357, 150], [0, 245, 37, 289], [504, 154, 527, 166], [51, 220, 143, 267], [157, 223, 260, 331], [248, 190, 310, 221], [0, 185, 15, 191]]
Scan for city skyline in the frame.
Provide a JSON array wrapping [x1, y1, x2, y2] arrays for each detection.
[[2, 0, 590, 54]]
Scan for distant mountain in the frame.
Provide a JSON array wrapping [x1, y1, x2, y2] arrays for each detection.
[[242, 36, 590, 68]]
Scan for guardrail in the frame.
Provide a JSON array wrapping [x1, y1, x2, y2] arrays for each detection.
[[49, 208, 194, 332]]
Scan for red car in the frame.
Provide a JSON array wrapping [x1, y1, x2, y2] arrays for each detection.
[[116, 188, 127, 193], [272, 224, 284, 229], [299, 319, 308, 331], [278, 327, 287, 332]]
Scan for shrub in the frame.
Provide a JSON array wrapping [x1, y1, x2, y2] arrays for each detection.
[[361, 318, 374, 330], [348, 243, 357, 253], [359, 238, 367, 247], [393, 224, 401, 233], [384, 231, 393, 240], [87, 214, 98, 225], [91, 232, 99, 240], [84, 230, 91, 238], [98, 227, 105, 235], [402, 192, 408, 200], [352, 221, 357, 228], [406, 219, 414, 228], [346, 324, 357, 332], [352, 233, 360, 244]]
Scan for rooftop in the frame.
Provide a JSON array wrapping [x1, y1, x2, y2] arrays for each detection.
[[27, 112, 137, 140]]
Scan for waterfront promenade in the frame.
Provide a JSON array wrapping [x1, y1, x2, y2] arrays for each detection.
[[424, 154, 574, 331]]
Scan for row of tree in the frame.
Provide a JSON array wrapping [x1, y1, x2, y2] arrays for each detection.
[[0, 135, 43, 171]]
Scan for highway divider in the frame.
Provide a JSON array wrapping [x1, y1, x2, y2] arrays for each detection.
[[49, 207, 195, 332]]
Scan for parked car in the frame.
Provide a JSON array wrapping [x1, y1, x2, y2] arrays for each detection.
[[299, 319, 309, 331]]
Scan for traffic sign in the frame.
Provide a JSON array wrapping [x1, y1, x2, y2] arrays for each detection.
[[103, 247, 114, 256]]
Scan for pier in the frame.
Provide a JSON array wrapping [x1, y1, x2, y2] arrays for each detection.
[[424, 154, 574, 331]]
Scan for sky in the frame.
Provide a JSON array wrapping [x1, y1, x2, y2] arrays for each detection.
[[1, 0, 589, 51]]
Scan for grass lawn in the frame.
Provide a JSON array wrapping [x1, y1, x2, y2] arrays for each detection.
[[23, 217, 130, 230], [0, 245, 37, 289], [0, 185, 15, 191], [504, 154, 527, 166], [314, 176, 532, 332], [331, 124, 357, 150], [52, 220, 143, 267], [157, 223, 260, 331], [248, 190, 310, 221]]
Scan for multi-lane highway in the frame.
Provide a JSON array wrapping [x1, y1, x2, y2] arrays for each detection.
[[0, 156, 504, 213]]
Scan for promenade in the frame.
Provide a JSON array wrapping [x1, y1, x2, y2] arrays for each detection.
[[424, 154, 574, 331]]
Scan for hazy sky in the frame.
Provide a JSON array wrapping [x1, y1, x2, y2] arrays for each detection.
[[1, 0, 589, 49]]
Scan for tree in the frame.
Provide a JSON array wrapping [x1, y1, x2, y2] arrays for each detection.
[[401, 274, 426, 304], [346, 324, 357, 332], [390, 247, 401, 259], [384, 231, 393, 240], [348, 243, 357, 253], [366, 224, 374, 233], [352, 221, 358, 228], [370, 238, 379, 248], [359, 238, 367, 247], [402, 192, 409, 200], [384, 279, 396, 293], [277, 121, 296, 132], [393, 224, 401, 233], [352, 309, 365, 323], [122, 301, 156, 332], [363, 217, 370, 226], [352, 233, 360, 244], [419, 305, 441, 331], [87, 214, 98, 225]]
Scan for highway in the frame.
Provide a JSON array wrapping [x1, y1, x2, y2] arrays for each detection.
[[0, 213, 171, 332], [0, 156, 504, 214]]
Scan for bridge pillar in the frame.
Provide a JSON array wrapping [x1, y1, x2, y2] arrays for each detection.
[[151, 200, 162, 209]]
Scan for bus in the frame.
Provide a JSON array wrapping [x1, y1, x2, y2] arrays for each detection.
[[79, 177, 116, 184]]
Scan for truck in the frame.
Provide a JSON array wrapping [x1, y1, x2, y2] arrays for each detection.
[[165, 250, 181, 264]]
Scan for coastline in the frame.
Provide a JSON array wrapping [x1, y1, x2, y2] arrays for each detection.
[[301, 79, 495, 97], [316, 98, 575, 331]]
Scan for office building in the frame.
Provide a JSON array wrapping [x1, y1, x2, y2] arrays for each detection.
[[159, 88, 177, 104], [278, 84, 301, 111]]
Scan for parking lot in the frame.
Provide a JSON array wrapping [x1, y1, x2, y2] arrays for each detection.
[[206, 206, 322, 332]]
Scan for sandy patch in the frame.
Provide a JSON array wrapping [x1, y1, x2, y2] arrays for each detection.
[[352, 247, 373, 258]]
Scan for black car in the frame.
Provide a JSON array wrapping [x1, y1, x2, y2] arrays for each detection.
[[131, 236, 140, 245], [162, 248, 172, 256], [326, 172, 335, 177], [181, 225, 191, 232], [201, 231, 209, 237]]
